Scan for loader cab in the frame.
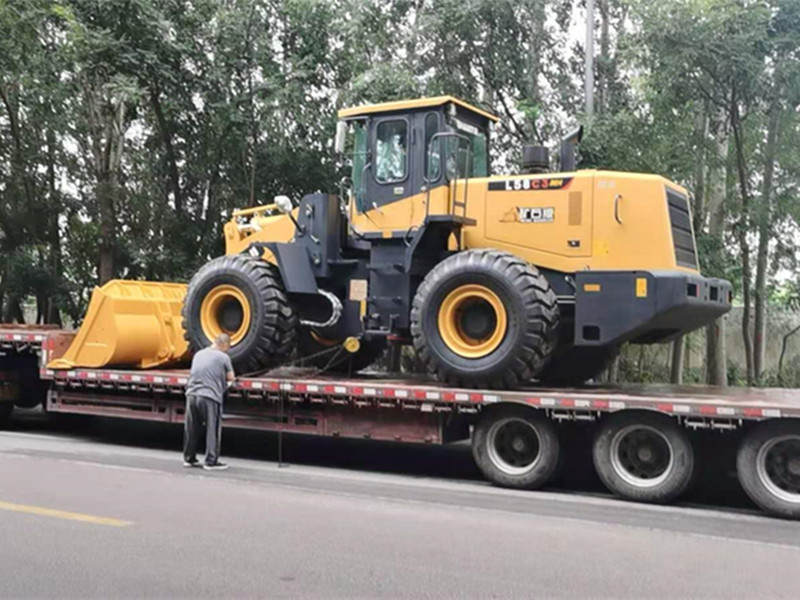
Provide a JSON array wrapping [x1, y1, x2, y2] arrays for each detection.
[[337, 96, 497, 233]]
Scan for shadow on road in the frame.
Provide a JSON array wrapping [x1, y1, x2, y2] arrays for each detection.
[[7, 408, 754, 512]]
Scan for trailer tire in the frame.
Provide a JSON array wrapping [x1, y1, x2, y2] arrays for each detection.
[[593, 411, 694, 504], [297, 328, 387, 373], [737, 420, 800, 519], [411, 249, 558, 389], [472, 405, 560, 490], [183, 255, 297, 374], [537, 345, 619, 386], [0, 401, 12, 429]]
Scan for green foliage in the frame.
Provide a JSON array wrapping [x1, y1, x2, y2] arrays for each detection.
[[0, 0, 798, 387]]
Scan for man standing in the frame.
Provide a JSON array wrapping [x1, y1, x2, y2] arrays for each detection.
[[183, 333, 235, 470]]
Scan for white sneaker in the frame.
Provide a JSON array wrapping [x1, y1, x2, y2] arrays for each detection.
[[203, 462, 229, 471]]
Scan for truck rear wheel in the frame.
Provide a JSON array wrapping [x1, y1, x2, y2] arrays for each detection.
[[593, 411, 694, 504], [182, 255, 297, 374], [538, 345, 619, 386], [472, 405, 560, 490], [737, 420, 800, 519], [411, 249, 558, 389], [297, 328, 387, 373]]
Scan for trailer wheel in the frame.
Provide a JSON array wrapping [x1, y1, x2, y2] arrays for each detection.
[[183, 255, 297, 374], [411, 249, 558, 389], [737, 420, 800, 519], [537, 345, 619, 386], [472, 405, 560, 489], [593, 411, 694, 504], [297, 328, 387, 373], [0, 401, 12, 429]]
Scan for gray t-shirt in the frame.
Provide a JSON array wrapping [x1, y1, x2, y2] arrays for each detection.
[[186, 347, 234, 403]]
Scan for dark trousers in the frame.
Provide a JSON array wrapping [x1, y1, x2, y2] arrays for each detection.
[[183, 395, 222, 465]]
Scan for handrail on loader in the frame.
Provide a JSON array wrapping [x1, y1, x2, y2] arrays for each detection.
[[48, 280, 189, 370]]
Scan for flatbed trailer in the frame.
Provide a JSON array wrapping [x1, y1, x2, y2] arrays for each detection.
[[1, 325, 799, 519]]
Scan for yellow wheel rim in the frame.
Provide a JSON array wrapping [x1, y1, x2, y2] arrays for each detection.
[[437, 284, 508, 358], [200, 284, 251, 345]]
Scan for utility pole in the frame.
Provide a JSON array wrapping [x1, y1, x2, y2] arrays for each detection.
[[585, 0, 595, 117]]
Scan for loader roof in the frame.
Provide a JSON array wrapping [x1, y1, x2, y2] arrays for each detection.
[[337, 95, 499, 122]]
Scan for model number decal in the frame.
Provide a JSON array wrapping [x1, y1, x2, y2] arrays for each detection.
[[501, 207, 555, 223], [488, 177, 573, 192]]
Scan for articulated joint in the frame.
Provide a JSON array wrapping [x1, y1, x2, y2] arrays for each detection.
[[300, 289, 343, 328]]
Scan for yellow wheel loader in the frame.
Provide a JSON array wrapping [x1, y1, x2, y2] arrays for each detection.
[[180, 96, 730, 387], [53, 96, 731, 388]]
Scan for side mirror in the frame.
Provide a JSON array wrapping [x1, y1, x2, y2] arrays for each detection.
[[274, 195, 293, 214], [334, 121, 348, 155]]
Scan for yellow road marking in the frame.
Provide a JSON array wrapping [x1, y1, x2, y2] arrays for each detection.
[[0, 500, 132, 527]]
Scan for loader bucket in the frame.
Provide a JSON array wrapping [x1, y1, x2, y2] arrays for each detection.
[[48, 280, 190, 370]]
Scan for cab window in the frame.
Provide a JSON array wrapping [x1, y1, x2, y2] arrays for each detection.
[[350, 121, 368, 209], [447, 116, 489, 178], [375, 119, 408, 183], [424, 112, 441, 181]]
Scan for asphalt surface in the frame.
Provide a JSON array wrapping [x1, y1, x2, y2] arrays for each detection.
[[1, 414, 799, 599]]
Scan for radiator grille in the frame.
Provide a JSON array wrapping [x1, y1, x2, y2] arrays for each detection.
[[666, 188, 698, 269]]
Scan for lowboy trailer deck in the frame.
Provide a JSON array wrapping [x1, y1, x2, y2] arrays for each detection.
[[1, 326, 800, 519]]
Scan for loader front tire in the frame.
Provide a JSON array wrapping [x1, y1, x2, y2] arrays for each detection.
[[183, 255, 297, 374], [411, 249, 558, 389]]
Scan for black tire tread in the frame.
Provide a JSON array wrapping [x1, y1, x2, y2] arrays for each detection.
[[182, 255, 297, 374], [0, 401, 12, 429], [737, 419, 800, 519], [410, 249, 558, 389], [593, 410, 694, 504], [472, 404, 560, 490]]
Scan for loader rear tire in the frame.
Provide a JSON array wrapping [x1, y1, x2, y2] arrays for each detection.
[[537, 345, 619, 386], [297, 328, 387, 374], [411, 249, 558, 389], [183, 255, 297, 374]]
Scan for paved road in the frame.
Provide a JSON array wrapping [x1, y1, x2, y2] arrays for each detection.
[[1, 417, 799, 599]]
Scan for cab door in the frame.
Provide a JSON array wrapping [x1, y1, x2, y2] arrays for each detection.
[[350, 116, 414, 233]]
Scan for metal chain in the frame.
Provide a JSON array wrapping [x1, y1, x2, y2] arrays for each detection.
[[239, 342, 351, 379]]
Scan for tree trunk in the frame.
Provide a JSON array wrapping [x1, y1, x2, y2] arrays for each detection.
[[704, 113, 728, 386], [46, 126, 62, 325], [670, 337, 684, 384], [85, 82, 128, 285], [150, 82, 183, 215], [753, 98, 780, 382], [730, 97, 754, 386], [3, 296, 25, 323], [97, 176, 116, 284], [598, 0, 610, 114], [692, 107, 708, 232], [706, 316, 727, 386], [778, 325, 800, 385], [605, 351, 621, 383]]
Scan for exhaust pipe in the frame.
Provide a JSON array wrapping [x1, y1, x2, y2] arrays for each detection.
[[559, 125, 584, 172]]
